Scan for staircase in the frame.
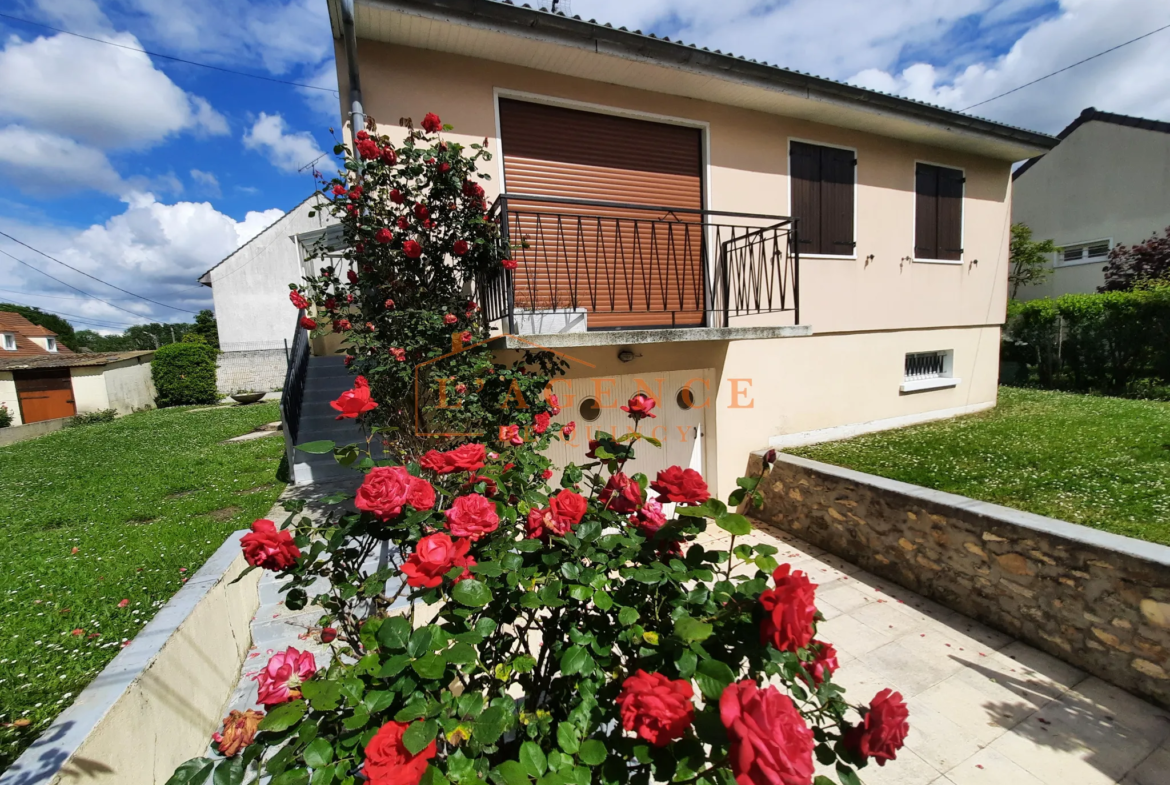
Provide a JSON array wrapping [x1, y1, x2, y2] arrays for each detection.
[[289, 356, 367, 486]]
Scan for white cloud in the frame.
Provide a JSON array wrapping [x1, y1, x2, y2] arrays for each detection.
[[300, 59, 343, 122], [0, 125, 124, 194], [0, 193, 288, 325], [0, 30, 228, 150], [189, 168, 221, 196], [243, 112, 326, 173]]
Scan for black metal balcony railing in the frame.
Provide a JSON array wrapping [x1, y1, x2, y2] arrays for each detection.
[[281, 309, 310, 448], [477, 195, 799, 333]]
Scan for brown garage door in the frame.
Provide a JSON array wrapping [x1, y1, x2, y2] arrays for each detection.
[[14, 368, 76, 424], [499, 99, 704, 328]]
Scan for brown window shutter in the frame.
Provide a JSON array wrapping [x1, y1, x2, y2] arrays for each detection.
[[937, 166, 964, 261], [789, 141, 823, 254], [821, 147, 855, 255], [915, 164, 939, 259]]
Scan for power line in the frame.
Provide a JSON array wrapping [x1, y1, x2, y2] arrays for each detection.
[[0, 286, 104, 302], [0, 12, 338, 94], [0, 230, 199, 314], [0, 298, 139, 329], [962, 21, 1170, 111], [0, 247, 156, 319]]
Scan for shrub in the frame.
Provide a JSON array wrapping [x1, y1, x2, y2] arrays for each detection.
[[152, 341, 219, 407], [1101, 226, 1170, 292], [1003, 284, 1170, 394], [0, 403, 11, 428], [67, 409, 117, 428]]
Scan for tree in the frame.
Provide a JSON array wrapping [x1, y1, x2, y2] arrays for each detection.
[[0, 303, 76, 347], [1008, 223, 1059, 299], [1101, 226, 1170, 292], [192, 309, 220, 348]]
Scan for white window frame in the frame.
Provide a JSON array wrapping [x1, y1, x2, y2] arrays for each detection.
[[786, 137, 859, 260], [45, 337, 57, 352], [1055, 238, 1111, 268], [900, 349, 960, 393], [1, 333, 15, 351], [911, 160, 965, 266]]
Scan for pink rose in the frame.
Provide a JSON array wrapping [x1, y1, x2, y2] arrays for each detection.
[[255, 646, 317, 707], [600, 472, 643, 514], [444, 494, 499, 541]]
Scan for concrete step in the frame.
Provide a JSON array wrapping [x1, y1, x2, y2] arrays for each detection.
[[292, 459, 364, 485]]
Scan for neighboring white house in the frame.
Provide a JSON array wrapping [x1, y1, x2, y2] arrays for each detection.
[[1012, 107, 1170, 300], [199, 194, 335, 393]]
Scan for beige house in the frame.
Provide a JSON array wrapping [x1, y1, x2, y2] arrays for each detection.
[[300, 0, 1055, 493], [1013, 108, 1170, 299]]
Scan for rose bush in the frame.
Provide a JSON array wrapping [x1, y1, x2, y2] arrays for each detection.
[[168, 114, 908, 785]]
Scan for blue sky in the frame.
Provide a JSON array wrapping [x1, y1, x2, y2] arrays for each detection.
[[0, 0, 1167, 332]]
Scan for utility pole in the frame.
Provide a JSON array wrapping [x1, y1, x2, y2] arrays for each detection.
[[170, 326, 176, 344]]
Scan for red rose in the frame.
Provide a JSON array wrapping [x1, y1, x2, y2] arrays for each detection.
[[444, 494, 499, 541], [401, 533, 473, 588], [421, 113, 442, 133], [463, 474, 498, 497], [331, 184, 346, 196], [403, 240, 422, 259], [600, 472, 643, 514], [356, 130, 369, 140], [344, 355, 353, 367], [300, 316, 317, 330], [759, 564, 817, 652], [289, 290, 309, 309], [844, 689, 909, 766], [330, 375, 378, 419], [720, 680, 814, 785], [240, 519, 301, 571], [390, 188, 405, 204], [380, 146, 397, 165], [561, 421, 575, 440], [447, 443, 486, 472], [347, 269, 359, 284], [533, 412, 550, 434], [650, 466, 710, 505], [460, 330, 472, 344], [540, 468, 553, 480], [453, 239, 469, 256], [324, 297, 337, 310], [420, 450, 447, 473], [356, 138, 380, 160], [348, 185, 363, 200], [363, 721, 437, 785], [320, 627, 337, 643], [618, 670, 694, 747], [334, 318, 351, 333], [385, 299, 395, 309], [621, 392, 657, 420], [375, 228, 393, 244], [444, 314, 457, 325], [502, 258, 518, 270], [390, 347, 406, 362], [355, 466, 436, 521], [498, 424, 522, 445], [804, 640, 839, 686], [545, 393, 561, 415], [550, 489, 586, 525], [438, 162, 451, 174], [413, 203, 429, 221]]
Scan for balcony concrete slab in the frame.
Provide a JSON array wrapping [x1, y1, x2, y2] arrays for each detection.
[[492, 323, 811, 350]]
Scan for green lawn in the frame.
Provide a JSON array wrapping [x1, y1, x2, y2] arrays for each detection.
[[0, 404, 286, 769], [791, 387, 1170, 546]]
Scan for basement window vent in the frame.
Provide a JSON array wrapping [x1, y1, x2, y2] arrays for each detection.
[[901, 350, 959, 393], [1059, 240, 1110, 267], [2, 333, 15, 351]]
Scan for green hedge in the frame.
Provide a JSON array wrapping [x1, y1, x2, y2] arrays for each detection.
[[152, 341, 219, 407], [1003, 285, 1170, 398]]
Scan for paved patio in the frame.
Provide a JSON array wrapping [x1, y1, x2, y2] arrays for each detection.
[[224, 487, 1170, 785]]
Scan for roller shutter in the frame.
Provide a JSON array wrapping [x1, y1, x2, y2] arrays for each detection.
[[499, 99, 704, 328]]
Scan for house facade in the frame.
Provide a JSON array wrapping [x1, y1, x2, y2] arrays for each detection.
[[1013, 108, 1170, 300], [306, 0, 1054, 494], [0, 312, 156, 426], [199, 194, 335, 393]]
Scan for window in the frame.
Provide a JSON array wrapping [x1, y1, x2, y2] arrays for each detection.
[[1, 333, 14, 351], [1058, 240, 1110, 267], [901, 350, 959, 393], [45, 337, 57, 353], [914, 163, 964, 262], [789, 141, 855, 256]]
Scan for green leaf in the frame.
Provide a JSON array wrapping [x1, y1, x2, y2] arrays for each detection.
[[447, 641, 477, 664], [592, 589, 613, 611], [296, 440, 336, 454], [560, 646, 591, 676], [520, 741, 547, 777], [457, 692, 485, 718], [212, 757, 245, 785], [497, 761, 530, 785], [378, 616, 412, 650], [378, 654, 412, 678], [674, 615, 714, 642], [394, 700, 429, 722], [402, 720, 438, 755], [272, 770, 310, 785], [694, 660, 735, 700], [471, 562, 504, 577], [618, 607, 640, 626], [676, 649, 698, 679], [258, 700, 306, 732], [736, 476, 761, 491], [303, 738, 334, 768], [813, 777, 837, 785], [166, 759, 215, 785], [577, 740, 607, 766], [716, 513, 752, 536], [512, 654, 538, 673], [835, 764, 863, 785], [452, 579, 492, 607], [412, 653, 447, 680], [363, 690, 396, 714], [407, 626, 434, 657], [556, 723, 581, 754], [567, 585, 593, 601], [475, 705, 507, 744]]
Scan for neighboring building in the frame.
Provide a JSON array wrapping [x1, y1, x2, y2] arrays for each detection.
[[0, 312, 155, 425], [1012, 107, 1170, 300], [284, 0, 1055, 489], [199, 194, 335, 394]]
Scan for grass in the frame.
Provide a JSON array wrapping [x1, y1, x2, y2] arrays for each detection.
[[791, 387, 1170, 545], [0, 403, 286, 769]]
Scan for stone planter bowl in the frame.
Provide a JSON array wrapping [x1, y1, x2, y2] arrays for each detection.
[[230, 392, 266, 404]]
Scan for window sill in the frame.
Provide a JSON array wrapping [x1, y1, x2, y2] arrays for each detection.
[[1055, 258, 1107, 268], [912, 258, 963, 265], [801, 253, 856, 261], [900, 377, 960, 393]]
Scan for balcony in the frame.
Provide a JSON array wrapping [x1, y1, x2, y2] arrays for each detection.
[[476, 195, 801, 342]]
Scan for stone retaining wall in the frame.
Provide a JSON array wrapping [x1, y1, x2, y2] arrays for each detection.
[[217, 349, 287, 394], [749, 451, 1170, 709]]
